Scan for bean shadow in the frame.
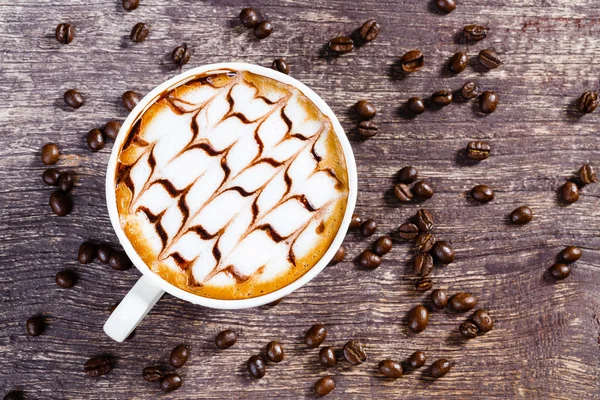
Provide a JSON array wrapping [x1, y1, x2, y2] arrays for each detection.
[[397, 103, 421, 120], [388, 59, 408, 82], [454, 149, 481, 167], [470, 98, 489, 118], [427, 0, 447, 15], [565, 97, 585, 123], [453, 29, 466, 45], [469, 56, 490, 74]]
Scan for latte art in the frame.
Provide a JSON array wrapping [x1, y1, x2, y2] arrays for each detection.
[[115, 69, 349, 299]]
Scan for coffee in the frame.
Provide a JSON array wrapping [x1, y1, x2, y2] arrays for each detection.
[[114, 68, 349, 300]]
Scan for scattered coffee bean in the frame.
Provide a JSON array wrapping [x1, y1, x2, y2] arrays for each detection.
[[378, 359, 403, 378], [398, 223, 419, 240], [170, 344, 189, 368], [471, 309, 494, 332], [430, 359, 453, 378], [578, 91, 598, 114], [407, 97, 425, 114], [64, 89, 84, 109], [431, 241, 455, 264], [41, 143, 60, 165], [239, 8, 259, 28], [87, 129, 105, 152], [360, 219, 377, 237], [359, 250, 381, 270], [142, 366, 163, 382], [350, 213, 362, 229], [305, 323, 327, 348], [413, 253, 434, 277], [247, 355, 266, 378], [448, 52, 468, 74], [400, 50, 424, 73], [435, 0, 456, 13], [78, 241, 96, 264], [172, 43, 191, 65], [108, 251, 132, 271], [328, 36, 354, 53], [478, 49, 502, 69], [373, 236, 393, 256], [461, 81, 480, 100], [254, 20, 273, 39], [431, 289, 448, 309], [562, 181, 580, 204], [122, 0, 139, 11], [215, 329, 237, 349], [408, 351, 427, 369], [415, 278, 433, 292], [58, 172, 74, 193], [272, 58, 289, 74], [561, 246, 582, 263], [479, 91, 498, 113], [415, 209, 434, 232], [160, 372, 183, 392], [103, 121, 122, 141], [332, 245, 345, 263], [55, 270, 75, 288], [355, 100, 376, 119], [415, 232, 435, 253], [319, 347, 337, 367], [466, 141, 491, 160], [26, 316, 44, 336], [463, 24, 487, 42], [42, 168, 61, 186], [431, 90, 453, 106], [3, 391, 23, 400], [394, 183, 413, 202], [265, 341, 284, 362], [548, 263, 571, 281], [359, 19, 380, 42], [55, 23, 74, 44], [314, 375, 335, 397], [472, 184, 494, 203], [49, 191, 71, 216], [398, 166, 418, 184], [343, 340, 367, 365], [450, 292, 477, 312], [130, 22, 149, 42], [84, 356, 112, 377], [96, 243, 112, 264], [579, 164, 597, 184], [357, 120, 378, 138], [459, 321, 479, 338], [509, 206, 533, 225], [407, 305, 429, 333], [122, 91, 141, 111]]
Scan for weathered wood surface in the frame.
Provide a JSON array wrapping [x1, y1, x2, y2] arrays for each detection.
[[1, 0, 599, 399]]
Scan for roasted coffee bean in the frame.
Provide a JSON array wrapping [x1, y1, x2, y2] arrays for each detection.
[[407, 305, 429, 333], [459, 321, 479, 338], [579, 164, 597, 184], [415, 209, 434, 232], [373, 236, 393, 256], [478, 49, 502, 69], [510, 206, 533, 225], [450, 292, 477, 312], [400, 50, 424, 73], [78, 241, 96, 264], [96, 243, 112, 264], [26, 316, 44, 336], [407, 97, 425, 115], [471, 309, 494, 332], [43, 168, 61, 186], [142, 366, 163, 382], [41, 143, 60, 165], [122, 0, 139, 11], [448, 52, 468, 74], [55, 270, 75, 288], [578, 91, 598, 114], [430, 359, 453, 378], [398, 166, 418, 184], [266, 341, 284, 362], [479, 91, 498, 113], [55, 23, 74, 44], [328, 36, 354, 53], [562, 181, 580, 204], [431, 241, 455, 264], [3, 391, 23, 400], [435, 0, 456, 13], [170, 344, 189, 368], [472, 184, 494, 203], [103, 121, 122, 141], [49, 191, 71, 216], [360, 219, 377, 237], [355, 100, 376, 119], [84, 356, 112, 377], [431, 289, 448, 309], [331, 245, 345, 263], [415, 232, 435, 253], [359, 250, 381, 270], [549, 263, 571, 281], [314, 376, 335, 397], [561, 246, 582, 263], [305, 323, 327, 348], [431, 90, 453, 106], [463, 24, 487, 42], [408, 351, 427, 369], [130, 22, 149, 42], [108, 251, 132, 271], [398, 223, 419, 240], [343, 340, 367, 365], [64, 89, 84, 109], [413, 253, 433, 277], [357, 120, 378, 138], [58, 172, 74, 193], [254, 20, 273, 39], [272, 58, 289, 74], [415, 278, 433, 292], [466, 141, 491, 160], [87, 129, 105, 152], [247, 355, 266, 378], [378, 359, 403, 378], [160, 373, 183, 392], [359, 19, 380, 42], [394, 183, 413, 202], [350, 213, 362, 229], [239, 8, 259, 28], [215, 329, 237, 349], [319, 347, 337, 367], [122, 91, 141, 111], [172, 44, 191, 65], [461, 81, 480, 100]]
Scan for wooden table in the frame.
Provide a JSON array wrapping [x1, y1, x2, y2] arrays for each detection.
[[1, 1, 599, 398]]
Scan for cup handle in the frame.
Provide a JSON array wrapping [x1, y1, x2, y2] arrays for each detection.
[[103, 274, 164, 342]]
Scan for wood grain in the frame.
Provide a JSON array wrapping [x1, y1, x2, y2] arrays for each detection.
[[1, 0, 599, 399]]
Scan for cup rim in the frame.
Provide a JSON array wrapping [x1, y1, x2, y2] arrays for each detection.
[[105, 62, 357, 309]]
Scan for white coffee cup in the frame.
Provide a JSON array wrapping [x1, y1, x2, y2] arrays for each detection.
[[103, 62, 357, 342]]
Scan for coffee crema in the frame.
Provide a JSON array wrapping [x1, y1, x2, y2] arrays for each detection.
[[114, 69, 349, 299]]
